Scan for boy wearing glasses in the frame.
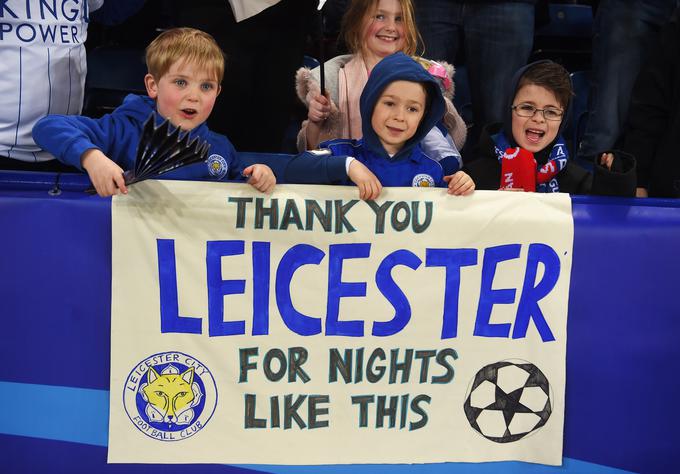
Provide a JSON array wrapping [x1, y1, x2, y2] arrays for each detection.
[[464, 61, 636, 195]]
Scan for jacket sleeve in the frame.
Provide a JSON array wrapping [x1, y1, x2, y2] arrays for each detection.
[[284, 150, 350, 185], [421, 125, 462, 175], [32, 113, 126, 171]]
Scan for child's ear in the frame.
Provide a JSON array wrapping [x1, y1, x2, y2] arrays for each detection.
[[216, 84, 222, 97], [144, 73, 159, 99]]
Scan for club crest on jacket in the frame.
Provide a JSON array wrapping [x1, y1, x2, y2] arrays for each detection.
[[207, 154, 229, 179], [412, 173, 436, 187]]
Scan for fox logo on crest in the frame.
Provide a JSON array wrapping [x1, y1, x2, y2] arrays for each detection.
[[123, 351, 217, 441], [140, 365, 202, 426], [207, 154, 228, 179], [412, 173, 436, 187]]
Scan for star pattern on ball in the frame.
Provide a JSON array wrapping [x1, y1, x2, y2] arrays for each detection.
[[464, 360, 552, 443]]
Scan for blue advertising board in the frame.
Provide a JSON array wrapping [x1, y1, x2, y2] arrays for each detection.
[[1, 169, 679, 473]]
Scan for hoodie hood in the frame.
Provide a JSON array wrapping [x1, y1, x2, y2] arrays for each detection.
[[359, 52, 446, 160], [116, 94, 158, 123], [501, 60, 572, 154]]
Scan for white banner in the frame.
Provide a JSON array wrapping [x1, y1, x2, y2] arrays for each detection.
[[108, 181, 572, 465]]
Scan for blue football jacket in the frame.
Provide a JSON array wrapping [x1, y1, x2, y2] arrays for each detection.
[[32, 94, 244, 182]]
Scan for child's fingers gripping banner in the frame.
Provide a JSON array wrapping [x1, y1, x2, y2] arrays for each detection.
[[108, 181, 572, 465]]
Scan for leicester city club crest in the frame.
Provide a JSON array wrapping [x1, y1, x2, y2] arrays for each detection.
[[123, 351, 217, 441], [207, 154, 229, 179], [412, 173, 435, 187]]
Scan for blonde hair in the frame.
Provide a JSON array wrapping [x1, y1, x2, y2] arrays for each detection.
[[146, 28, 225, 83], [341, 0, 420, 56]]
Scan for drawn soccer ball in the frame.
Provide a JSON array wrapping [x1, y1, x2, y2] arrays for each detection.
[[463, 360, 552, 443]]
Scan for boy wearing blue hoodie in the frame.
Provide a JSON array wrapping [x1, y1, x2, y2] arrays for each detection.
[[285, 52, 475, 200], [32, 28, 276, 197]]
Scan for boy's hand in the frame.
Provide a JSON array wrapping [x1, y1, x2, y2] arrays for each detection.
[[636, 187, 649, 198], [348, 160, 382, 200], [444, 171, 475, 196], [599, 152, 615, 170], [244, 164, 276, 194], [308, 93, 331, 123], [81, 149, 127, 197]]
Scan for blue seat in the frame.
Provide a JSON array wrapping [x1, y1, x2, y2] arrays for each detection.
[[531, 4, 593, 71], [536, 4, 593, 38], [83, 46, 148, 118]]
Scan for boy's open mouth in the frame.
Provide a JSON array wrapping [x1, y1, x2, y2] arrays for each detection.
[[525, 128, 545, 143], [181, 108, 198, 117]]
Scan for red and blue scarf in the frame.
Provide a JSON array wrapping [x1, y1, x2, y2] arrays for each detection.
[[492, 131, 569, 193]]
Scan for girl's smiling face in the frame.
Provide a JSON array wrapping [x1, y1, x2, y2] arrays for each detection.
[[362, 0, 406, 63], [511, 84, 564, 153]]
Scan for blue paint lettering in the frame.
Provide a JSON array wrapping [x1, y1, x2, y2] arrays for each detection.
[[372, 249, 422, 337], [207, 240, 246, 336], [513, 243, 560, 341], [474, 244, 521, 337], [252, 241, 270, 335], [326, 243, 370, 336], [156, 239, 559, 341], [157, 239, 202, 334], [275, 244, 324, 336], [426, 248, 478, 339]]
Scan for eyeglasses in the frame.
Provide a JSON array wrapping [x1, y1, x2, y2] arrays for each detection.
[[512, 103, 564, 121]]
